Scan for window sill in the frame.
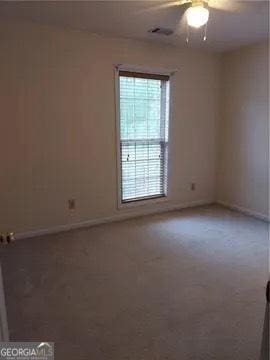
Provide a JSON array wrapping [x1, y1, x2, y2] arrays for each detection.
[[118, 194, 168, 210]]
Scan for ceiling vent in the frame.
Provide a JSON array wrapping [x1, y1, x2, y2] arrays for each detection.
[[148, 27, 174, 36]]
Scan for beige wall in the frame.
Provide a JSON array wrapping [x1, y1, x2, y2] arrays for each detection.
[[0, 21, 220, 234], [217, 42, 269, 219]]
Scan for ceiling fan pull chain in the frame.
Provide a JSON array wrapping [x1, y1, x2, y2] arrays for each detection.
[[186, 22, 190, 44], [203, 21, 208, 41]]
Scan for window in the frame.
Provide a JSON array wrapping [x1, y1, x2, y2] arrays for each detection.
[[118, 70, 170, 203]]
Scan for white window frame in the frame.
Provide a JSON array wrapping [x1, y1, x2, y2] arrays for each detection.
[[115, 65, 172, 209]]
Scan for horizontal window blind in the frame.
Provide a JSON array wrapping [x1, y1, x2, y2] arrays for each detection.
[[119, 71, 170, 203]]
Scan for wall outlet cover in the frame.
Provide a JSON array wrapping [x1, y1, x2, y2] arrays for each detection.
[[68, 199, 76, 210]]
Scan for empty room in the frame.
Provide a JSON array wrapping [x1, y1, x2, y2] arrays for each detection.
[[0, 1, 269, 359]]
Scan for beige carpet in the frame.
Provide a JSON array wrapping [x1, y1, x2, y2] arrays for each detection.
[[0, 205, 268, 359]]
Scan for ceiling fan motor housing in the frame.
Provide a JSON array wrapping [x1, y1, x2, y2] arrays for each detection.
[[190, 0, 208, 7]]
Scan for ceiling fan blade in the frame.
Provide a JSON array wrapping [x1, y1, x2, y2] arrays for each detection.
[[174, 12, 188, 37], [179, 0, 192, 5], [135, 1, 186, 15], [208, 0, 248, 13]]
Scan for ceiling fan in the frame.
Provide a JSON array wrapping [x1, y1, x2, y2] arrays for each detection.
[[181, 0, 211, 42], [180, 0, 210, 29], [141, 0, 247, 43]]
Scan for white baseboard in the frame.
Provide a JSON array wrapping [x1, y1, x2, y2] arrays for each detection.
[[16, 199, 214, 240], [217, 200, 270, 222]]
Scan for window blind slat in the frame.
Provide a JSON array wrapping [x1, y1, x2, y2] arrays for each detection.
[[119, 74, 169, 202]]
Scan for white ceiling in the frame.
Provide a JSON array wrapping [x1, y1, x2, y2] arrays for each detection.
[[0, 0, 269, 52]]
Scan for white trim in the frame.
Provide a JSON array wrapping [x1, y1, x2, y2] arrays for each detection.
[[166, 73, 174, 200], [118, 195, 169, 209], [0, 263, 9, 341], [115, 66, 175, 208], [114, 67, 122, 209], [114, 64, 178, 77], [217, 200, 270, 222], [15, 199, 270, 240], [16, 199, 214, 240]]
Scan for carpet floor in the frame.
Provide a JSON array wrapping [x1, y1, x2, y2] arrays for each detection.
[[0, 205, 268, 359]]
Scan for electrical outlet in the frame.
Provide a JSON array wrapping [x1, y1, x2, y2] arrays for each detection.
[[6, 232, 15, 243], [191, 183, 196, 191], [0, 234, 6, 244], [68, 199, 76, 210], [0, 232, 15, 244]]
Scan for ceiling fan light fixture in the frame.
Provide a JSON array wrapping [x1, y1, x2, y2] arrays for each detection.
[[186, 5, 209, 28]]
